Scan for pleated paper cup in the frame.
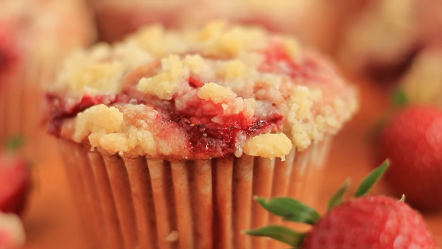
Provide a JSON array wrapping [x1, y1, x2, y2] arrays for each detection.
[[0, 59, 55, 154], [0, 1, 95, 160], [58, 135, 331, 249]]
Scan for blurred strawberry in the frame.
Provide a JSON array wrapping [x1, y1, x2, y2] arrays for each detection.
[[379, 106, 442, 211], [0, 24, 19, 82], [0, 137, 30, 216], [0, 212, 26, 249], [245, 162, 439, 248]]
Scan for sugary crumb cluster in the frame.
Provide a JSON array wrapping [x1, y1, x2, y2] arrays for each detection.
[[47, 20, 358, 160]]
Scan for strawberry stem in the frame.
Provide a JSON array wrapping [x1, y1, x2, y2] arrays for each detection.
[[400, 194, 406, 202]]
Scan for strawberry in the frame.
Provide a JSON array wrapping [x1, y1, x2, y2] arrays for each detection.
[[0, 212, 26, 249], [0, 137, 30, 216], [245, 161, 439, 249], [0, 24, 19, 81], [379, 106, 442, 210], [302, 196, 437, 249]]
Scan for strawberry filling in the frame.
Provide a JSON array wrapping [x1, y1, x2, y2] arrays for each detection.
[[167, 95, 283, 155], [47, 91, 283, 157], [47, 73, 284, 157], [46, 94, 143, 136], [260, 44, 320, 80], [188, 76, 204, 88]]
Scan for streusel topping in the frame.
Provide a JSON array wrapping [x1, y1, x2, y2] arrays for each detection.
[[47, 21, 358, 159]]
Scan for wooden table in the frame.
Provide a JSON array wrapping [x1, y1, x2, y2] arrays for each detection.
[[21, 79, 442, 248]]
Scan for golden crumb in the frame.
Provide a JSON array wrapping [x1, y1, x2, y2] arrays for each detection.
[[198, 83, 237, 103], [49, 21, 358, 159], [243, 133, 292, 158]]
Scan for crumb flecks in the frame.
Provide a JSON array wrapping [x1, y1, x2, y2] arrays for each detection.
[[166, 231, 179, 242], [243, 133, 292, 158], [49, 21, 358, 159]]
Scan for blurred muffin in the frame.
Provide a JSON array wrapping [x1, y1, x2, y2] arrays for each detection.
[[337, 0, 442, 83], [46, 21, 357, 249], [0, 0, 95, 158], [88, 0, 190, 43], [89, 0, 339, 53], [401, 47, 442, 106], [218, 0, 340, 53]]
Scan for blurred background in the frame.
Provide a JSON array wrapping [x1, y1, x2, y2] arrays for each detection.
[[0, 0, 441, 248]]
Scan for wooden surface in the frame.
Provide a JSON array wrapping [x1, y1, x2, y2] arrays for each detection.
[[21, 79, 442, 248]]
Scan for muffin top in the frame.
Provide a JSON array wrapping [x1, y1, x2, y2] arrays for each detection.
[[47, 21, 358, 160]]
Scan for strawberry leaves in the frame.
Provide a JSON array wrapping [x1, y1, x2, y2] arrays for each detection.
[[245, 161, 391, 247], [244, 225, 305, 247], [327, 179, 350, 210], [255, 196, 320, 224], [244, 197, 318, 247], [328, 161, 389, 210], [5, 136, 25, 153], [354, 160, 389, 197], [392, 88, 409, 108]]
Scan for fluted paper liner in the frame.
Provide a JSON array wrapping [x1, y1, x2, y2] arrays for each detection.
[[0, 60, 58, 159], [59, 136, 331, 249]]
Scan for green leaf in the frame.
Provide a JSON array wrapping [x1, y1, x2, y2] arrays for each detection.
[[354, 160, 390, 197], [255, 196, 320, 225], [5, 136, 25, 152], [327, 179, 350, 210], [244, 225, 305, 247], [392, 88, 408, 108]]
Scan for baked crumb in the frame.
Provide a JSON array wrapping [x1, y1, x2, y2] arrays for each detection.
[[47, 21, 358, 159]]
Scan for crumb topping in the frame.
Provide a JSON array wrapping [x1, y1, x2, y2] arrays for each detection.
[[47, 21, 358, 159]]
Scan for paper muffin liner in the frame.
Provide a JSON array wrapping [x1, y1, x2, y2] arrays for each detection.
[[58, 136, 331, 249], [0, 60, 56, 157]]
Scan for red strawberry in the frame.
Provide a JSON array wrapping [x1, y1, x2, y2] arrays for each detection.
[[0, 148, 30, 216], [245, 162, 439, 249], [302, 196, 437, 249], [0, 24, 19, 81], [379, 106, 442, 210], [0, 212, 26, 249]]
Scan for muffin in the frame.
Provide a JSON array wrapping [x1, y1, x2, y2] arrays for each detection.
[[88, 0, 338, 53], [88, 0, 192, 43], [401, 47, 442, 106], [205, 0, 341, 54], [337, 0, 442, 83], [0, 0, 95, 158], [46, 21, 358, 249]]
